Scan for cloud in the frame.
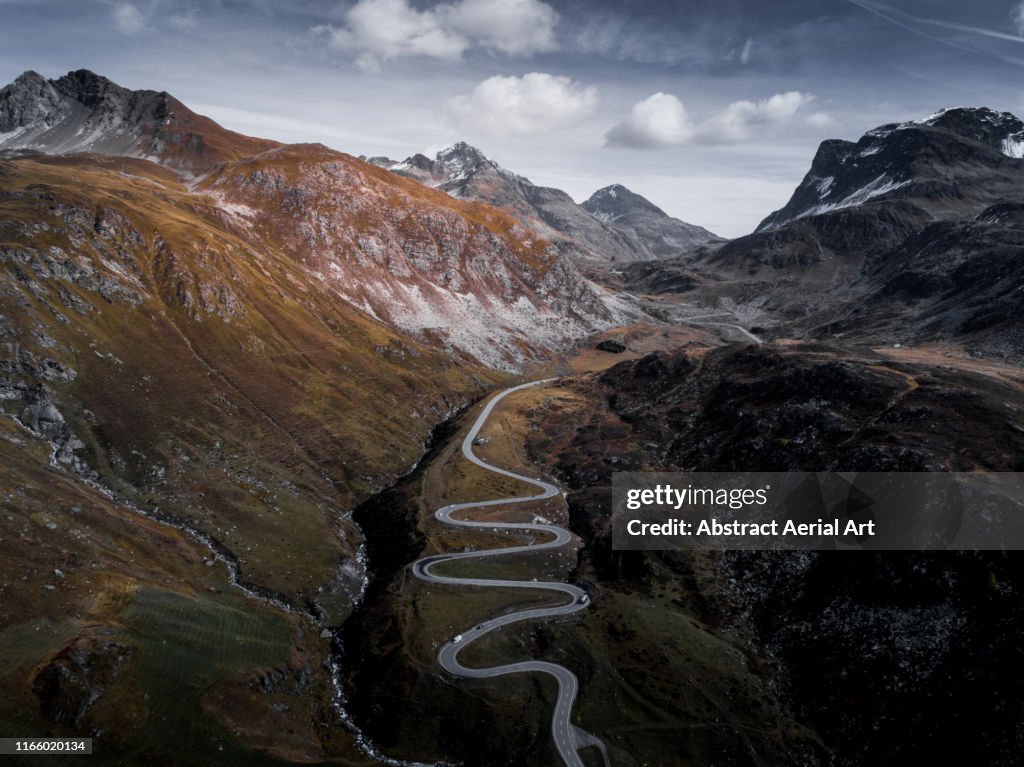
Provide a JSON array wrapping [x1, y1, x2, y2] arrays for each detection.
[[604, 93, 693, 149], [605, 91, 818, 149], [313, 0, 465, 71], [447, 0, 558, 55], [444, 72, 597, 138], [844, 0, 1024, 68], [312, 0, 558, 71], [702, 91, 815, 142], [805, 111, 834, 128], [739, 37, 753, 64], [1013, 2, 1024, 36], [112, 2, 145, 34]]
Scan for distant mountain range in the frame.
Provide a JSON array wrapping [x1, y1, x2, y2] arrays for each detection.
[[369, 143, 720, 269], [628, 106, 1024, 359]]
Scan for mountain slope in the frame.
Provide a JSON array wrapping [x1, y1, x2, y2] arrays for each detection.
[[758, 106, 1024, 231], [523, 343, 1024, 766], [0, 67, 643, 613], [1, 152, 507, 609], [0, 69, 651, 759], [372, 143, 719, 268], [200, 143, 626, 369], [2, 70, 630, 370], [628, 106, 1024, 358], [0, 151, 519, 762]]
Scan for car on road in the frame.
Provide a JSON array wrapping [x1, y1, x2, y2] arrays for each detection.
[[453, 634, 463, 643]]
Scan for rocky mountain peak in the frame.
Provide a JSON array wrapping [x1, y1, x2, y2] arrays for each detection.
[[0, 68, 277, 174], [370, 141, 518, 188], [403, 152, 435, 171], [52, 69, 128, 103], [372, 142, 720, 265], [916, 106, 1024, 150], [0, 70, 65, 133], [438, 140, 485, 161], [758, 105, 1024, 231], [11, 69, 49, 89], [582, 184, 665, 222], [435, 141, 516, 183]]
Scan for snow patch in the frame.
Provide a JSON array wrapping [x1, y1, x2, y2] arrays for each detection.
[[797, 173, 911, 220], [1002, 135, 1024, 159]]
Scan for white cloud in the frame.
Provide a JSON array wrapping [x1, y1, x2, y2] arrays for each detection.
[[313, 0, 558, 71], [606, 91, 819, 149], [314, 0, 465, 72], [112, 2, 145, 34], [702, 91, 815, 143], [1013, 2, 1024, 35], [604, 93, 693, 149], [446, 0, 558, 55], [444, 72, 597, 138]]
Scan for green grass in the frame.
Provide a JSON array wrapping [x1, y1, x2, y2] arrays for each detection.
[[110, 585, 295, 764], [0, 585, 319, 767]]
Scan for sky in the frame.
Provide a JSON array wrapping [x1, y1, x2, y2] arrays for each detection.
[[3, 1, 1024, 237]]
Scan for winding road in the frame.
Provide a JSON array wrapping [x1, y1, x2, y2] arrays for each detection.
[[678, 312, 763, 345], [411, 380, 609, 767]]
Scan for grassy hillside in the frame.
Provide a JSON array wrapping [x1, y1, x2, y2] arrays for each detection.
[[0, 149, 526, 760]]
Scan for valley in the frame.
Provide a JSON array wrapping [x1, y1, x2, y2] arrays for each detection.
[[2, 64, 1024, 767]]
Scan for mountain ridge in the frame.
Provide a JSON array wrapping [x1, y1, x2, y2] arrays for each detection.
[[0, 68, 280, 174], [629, 104, 1024, 359], [370, 143, 720, 268], [758, 106, 1024, 231], [1, 69, 634, 369]]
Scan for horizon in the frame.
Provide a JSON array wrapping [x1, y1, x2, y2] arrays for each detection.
[[4, 1, 1024, 237]]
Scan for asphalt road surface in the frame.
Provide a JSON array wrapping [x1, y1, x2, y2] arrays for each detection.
[[411, 380, 610, 767]]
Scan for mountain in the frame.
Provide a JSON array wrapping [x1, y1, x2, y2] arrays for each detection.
[[0, 69, 633, 612], [0, 69, 279, 174], [0, 70, 644, 757], [581, 184, 721, 260], [0, 148, 510, 759], [197, 144, 633, 370], [758, 106, 1024, 231], [521, 343, 1024, 766], [1, 71, 631, 370], [371, 143, 719, 269], [626, 106, 1024, 359]]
